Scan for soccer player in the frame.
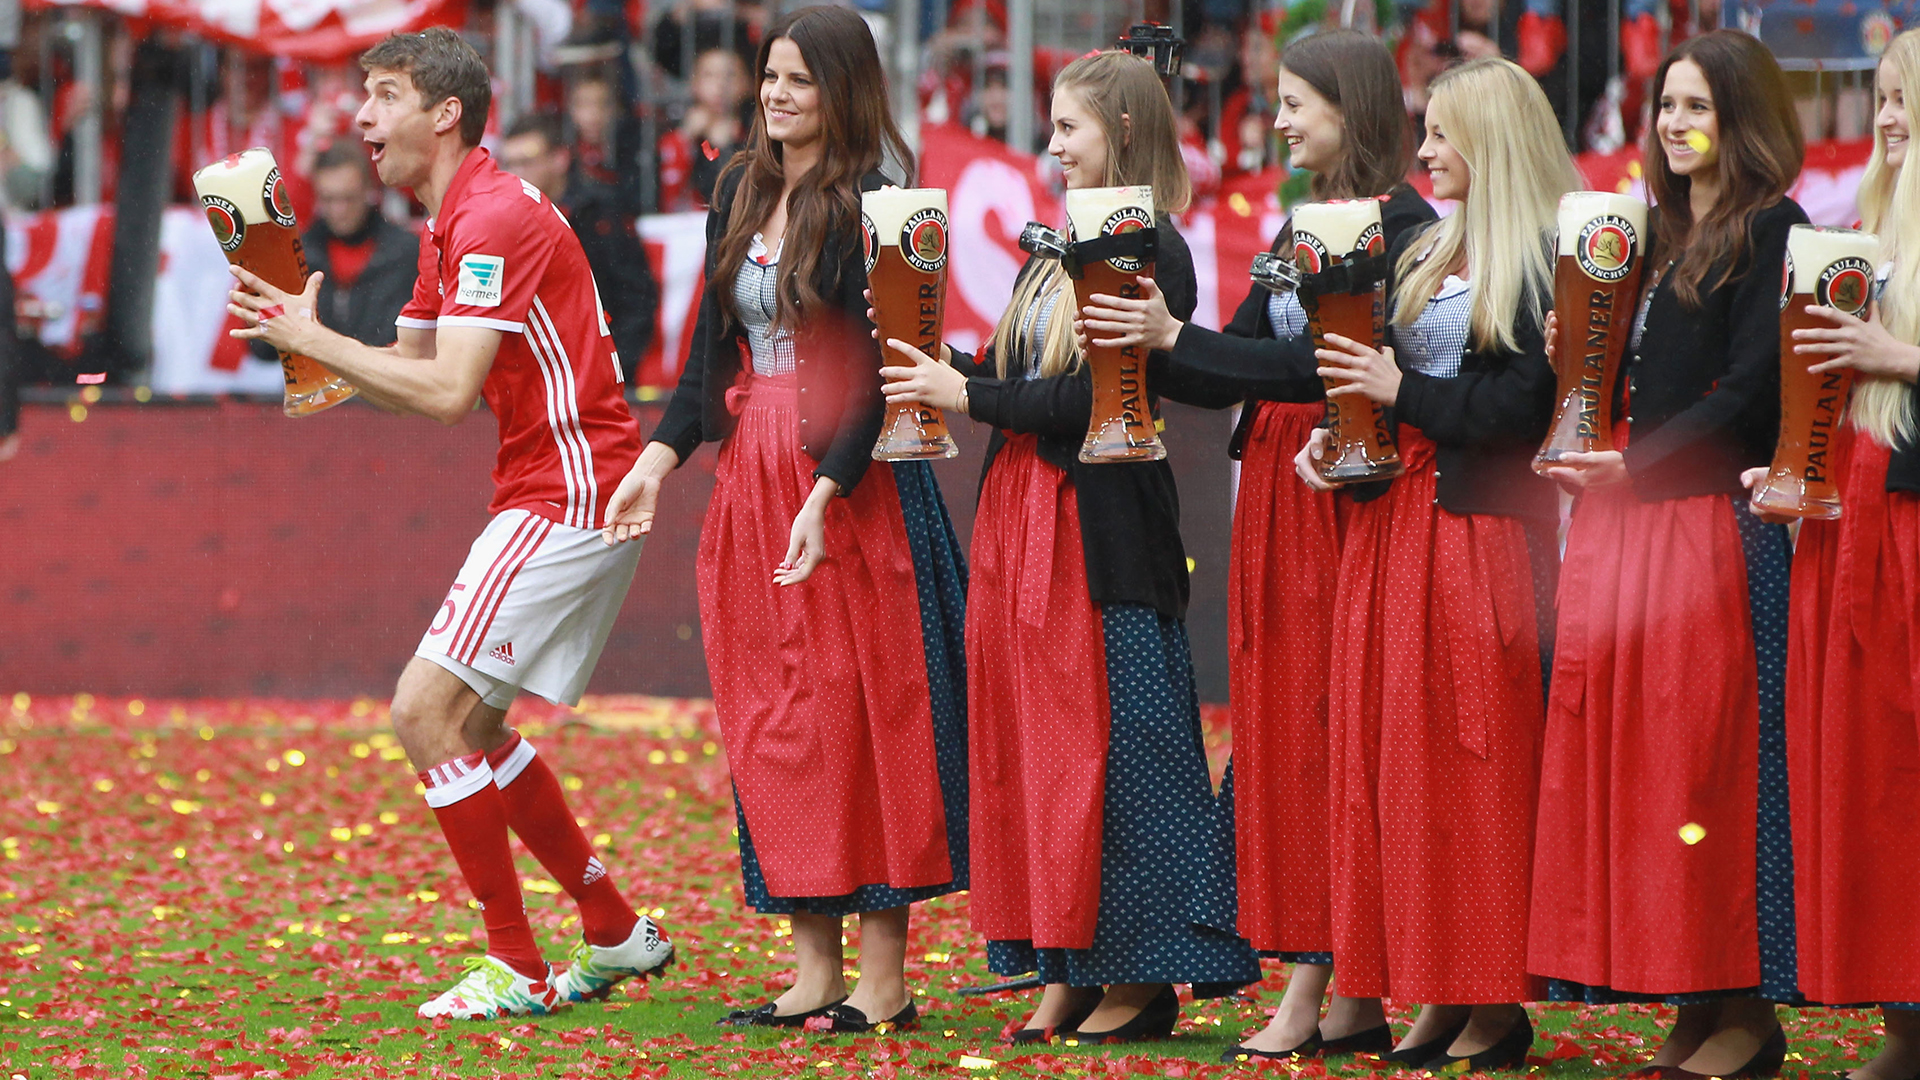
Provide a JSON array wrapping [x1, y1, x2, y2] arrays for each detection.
[[227, 27, 673, 1020]]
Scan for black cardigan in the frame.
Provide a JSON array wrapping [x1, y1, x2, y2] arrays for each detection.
[[1619, 198, 1808, 501], [1885, 384, 1920, 494], [1387, 228, 1559, 523], [953, 218, 1198, 620], [649, 168, 890, 494], [1153, 184, 1438, 457]]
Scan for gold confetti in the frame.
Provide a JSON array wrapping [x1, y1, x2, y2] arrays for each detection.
[[1684, 130, 1711, 154], [127, 700, 145, 716], [378, 811, 400, 825], [647, 750, 668, 765], [282, 749, 306, 767], [959, 1055, 997, 1069], [33, 801, 59, 815], [92, 779, 113, 793], [259, 793, 276, 807], [329, 827, 353, 842], [1679, 822, 1707, 845]]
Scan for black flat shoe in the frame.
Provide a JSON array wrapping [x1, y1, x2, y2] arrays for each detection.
[[1384, 1017, 1471, 1064], [1074, 985, 1181, 1043], [716, 995, 847, 1027], [1635, 1026, 1787, 1080], [1321, 1024, 1395, 1056], [1222, 1031, 1321, 1063], [1006, 988, 1104, 1044], [1424, 1015, 1535, 1071], [804, 997, 918, 1033]]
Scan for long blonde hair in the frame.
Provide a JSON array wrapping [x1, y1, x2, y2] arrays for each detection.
[[1393, 58, 1580, 352], [987, 51, 1193, 379], [1852, 30, 1920, 446]]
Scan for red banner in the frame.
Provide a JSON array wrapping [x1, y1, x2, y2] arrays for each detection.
[[25, 0, 470, 61]]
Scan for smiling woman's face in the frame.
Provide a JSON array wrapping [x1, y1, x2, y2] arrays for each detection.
[[761, 37, 823, 149], [1273, 67, 1344, 175], [1048, 86, 1112, 190]]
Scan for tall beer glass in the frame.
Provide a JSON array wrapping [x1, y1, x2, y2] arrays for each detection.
[[1293, 199, 1401, 483], [1534, 191, 1648, 473], [1751, 224, 1878, 520], [193, 149, 356, 417], [1067, 185, 1166, 463], [866, 187, 959, 460]]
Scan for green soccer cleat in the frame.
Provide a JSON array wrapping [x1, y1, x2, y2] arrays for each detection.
[[416, 955, 566, 1020]]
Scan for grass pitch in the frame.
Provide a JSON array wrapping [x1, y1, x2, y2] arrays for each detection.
[[0, 694, 1884, 1078]]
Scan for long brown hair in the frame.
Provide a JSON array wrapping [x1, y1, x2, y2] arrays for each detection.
[[710, 5, 913, 330], [1645, 30, 1803, 309], [985, 51, 1192, 378], [1278, 29, 1410, 200]]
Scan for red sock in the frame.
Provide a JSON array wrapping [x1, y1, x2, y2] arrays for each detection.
[[488, 732, 639, 947], [420, 752, 546, 979]]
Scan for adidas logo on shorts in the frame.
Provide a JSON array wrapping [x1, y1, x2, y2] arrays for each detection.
[[490, 642, 516, 666]]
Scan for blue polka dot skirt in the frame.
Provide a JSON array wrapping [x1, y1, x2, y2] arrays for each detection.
[[986, 606, 1262, 997]]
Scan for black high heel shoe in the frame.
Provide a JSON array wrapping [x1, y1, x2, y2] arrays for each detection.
[[1384, 1016, 1471, 1065], [1074, 985, 1180, 1043], [1424, 1014, 1535, 1071], [1220, 1023, 1395, 1063], [1635, 1025, 1787, 1080], [1006, 987, 1104, 1045]]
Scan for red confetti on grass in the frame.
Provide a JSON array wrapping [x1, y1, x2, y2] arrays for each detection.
[[0, 694, 1890, 1077]]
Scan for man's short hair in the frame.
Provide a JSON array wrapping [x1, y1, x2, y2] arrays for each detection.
[[361, 27, 492, 147], [313, 143, 372, 179], [503, 112, 566, 152]]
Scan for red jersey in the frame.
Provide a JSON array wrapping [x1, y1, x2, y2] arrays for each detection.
[[399, 149, 641, 529]]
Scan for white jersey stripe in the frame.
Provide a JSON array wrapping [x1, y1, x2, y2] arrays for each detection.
[[526, 305, 594, 528], [531, 298, 598, 528], [528, 299, 593, 528], [522, 313, 587, 527]]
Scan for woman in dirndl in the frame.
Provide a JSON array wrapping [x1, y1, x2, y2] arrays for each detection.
[[879, 49, 1259, 1044], [605, 4, 967, 1034], [1745, 28, 1920, 1080], [1529, 30, 1809, 1075], [1282, 58, 1572, 1069], [1089, 28, 1434, 1061]]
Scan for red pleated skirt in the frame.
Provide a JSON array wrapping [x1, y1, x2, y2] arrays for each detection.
[[1229, 400, 1350, 954], [1327, 427, 1545, 1003], [695, 371, 953, 898], [966, 434, 1110, 949], [1788, 427, 1920, 1005], [1529, 481, 1763, 994]]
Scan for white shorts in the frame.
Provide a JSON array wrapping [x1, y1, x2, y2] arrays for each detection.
[[416, 509, 643, 709]]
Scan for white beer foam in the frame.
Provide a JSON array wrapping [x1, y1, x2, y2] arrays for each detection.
[[1291, 199, 1381, 258], [1786, 224, 1879, 295], [863, 187, 948, 242], [1064, 185, 1155, 241], [192, 147, 281, 225], [1556, 192, 1648, 257]]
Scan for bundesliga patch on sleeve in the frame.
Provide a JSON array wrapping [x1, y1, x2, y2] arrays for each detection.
[[456, 254, 506, 307]]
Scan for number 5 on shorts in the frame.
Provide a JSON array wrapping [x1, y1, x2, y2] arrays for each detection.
[[429, 583, 468, 636]]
